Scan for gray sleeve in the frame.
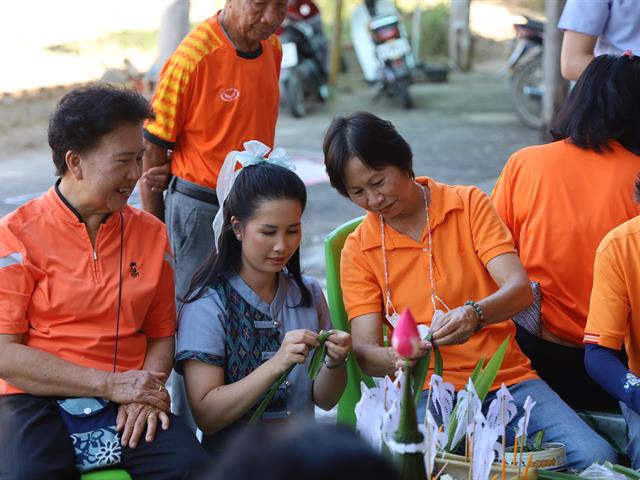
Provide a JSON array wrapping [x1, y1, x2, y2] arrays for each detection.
[[175, 289, 226, 374], [307, 277, 333, 332], [558, 0, 610, 36]]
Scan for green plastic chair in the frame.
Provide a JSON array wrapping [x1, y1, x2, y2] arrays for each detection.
[[324, 216, 375, 428], [81, 469, 132, 480], [577, 409, 628, 455]]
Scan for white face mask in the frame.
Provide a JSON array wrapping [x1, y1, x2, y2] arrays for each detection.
[[385, 296, 401, 328]]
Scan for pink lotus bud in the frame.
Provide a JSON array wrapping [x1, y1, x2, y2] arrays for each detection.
[[392, 308, 421, 358]]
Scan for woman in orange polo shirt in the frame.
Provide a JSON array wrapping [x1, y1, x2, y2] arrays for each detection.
[[492, 54, 640, 410], [323, 111, 614, 469], [0, 85, 206, 479]]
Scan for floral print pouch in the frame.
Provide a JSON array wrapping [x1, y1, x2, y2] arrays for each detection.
[[57, 397, 121, 472]]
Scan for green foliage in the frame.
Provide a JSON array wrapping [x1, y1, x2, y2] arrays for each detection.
[[307, 330, 333, 380], [444, 337, 510, 451], [418, 2, 449, 60], [412, 349, 431, 406]]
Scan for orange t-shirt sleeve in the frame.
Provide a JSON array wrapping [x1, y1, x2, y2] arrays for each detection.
[[340, 233, 383, 320], [490, 156, 519, 248], [142, 238, 177, 338], [0, 229, 34, 334], [584, 248, 629, 350], [144, 55, 197, 145], [469, 186, 516, 266]]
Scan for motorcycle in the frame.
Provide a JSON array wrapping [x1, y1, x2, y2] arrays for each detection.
[[277, 0, 329, 118], [351, 0, 416, 109], [507, 16, 544, 129]]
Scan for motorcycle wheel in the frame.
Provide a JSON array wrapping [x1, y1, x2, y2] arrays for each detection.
[[284, 72, 306, 118], [510, 56, 543, 129], [399, 80, 413, 110]]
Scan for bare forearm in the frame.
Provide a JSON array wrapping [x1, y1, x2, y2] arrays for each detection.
[[560, 30, 597, 81], [477, 279, 533, 326], [141, 141, 168, 220], [143, 337, 174, 381], [561, 53, 593, 81], [0, 343, 111, 397], [312, 363, 347, 410], [190, 361, 282, 434], [141, 188, 165, 221], [354, 343, 396, 378]]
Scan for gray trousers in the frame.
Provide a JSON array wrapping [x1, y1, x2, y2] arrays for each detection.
[[165, 177, 219, 432]]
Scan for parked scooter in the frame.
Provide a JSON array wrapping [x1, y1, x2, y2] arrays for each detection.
[[278, 0, 329, 118], [507, 16, 544, 129], [351, 0, 416, 109]]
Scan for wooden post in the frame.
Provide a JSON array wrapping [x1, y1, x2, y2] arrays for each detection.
[[449, 0, 472, 72], [329, 0, 344, 87], [541, 0, 567, 139]]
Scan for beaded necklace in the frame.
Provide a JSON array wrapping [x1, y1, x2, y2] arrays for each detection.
[[380, 183, 450, 327]]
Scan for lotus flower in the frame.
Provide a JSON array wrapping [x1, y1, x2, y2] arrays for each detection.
[[392, 308, 421, 359]]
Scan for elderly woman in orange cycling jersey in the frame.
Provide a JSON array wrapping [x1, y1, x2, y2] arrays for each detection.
[[0, 85, 206, 480]]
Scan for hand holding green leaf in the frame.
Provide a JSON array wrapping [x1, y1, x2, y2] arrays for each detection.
[[248, 329, 319, 425]]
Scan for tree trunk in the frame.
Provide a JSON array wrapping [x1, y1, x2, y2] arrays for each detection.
[[541, 0, 567, 140], [449, 0, 472, 72]]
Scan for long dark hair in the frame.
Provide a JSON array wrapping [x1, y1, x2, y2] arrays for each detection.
[[550, 54, 640, 155], [184, 162, 311, 307]]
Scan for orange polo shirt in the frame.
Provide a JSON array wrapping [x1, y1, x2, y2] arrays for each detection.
[[341, 177, 537, 391], [0, 186, 176, 395], [585, 215, 640, 376], [144, 11, 282, 189], [491, 140, 640, 345]]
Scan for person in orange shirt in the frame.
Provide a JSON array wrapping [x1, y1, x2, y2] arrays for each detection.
[[585, 190, 640, 468], [140, 0, 287, 429], [491, 54, 640, 410], [0, 85, 207, 479], [323, 111, 615, 469]]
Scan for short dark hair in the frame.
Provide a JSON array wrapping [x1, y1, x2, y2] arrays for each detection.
[[323, 112, 414, 197], [202, 423, 400, 480], [48, 84, 154, 176], [184, 162, 311, 308], [550, 54, 640, 155]]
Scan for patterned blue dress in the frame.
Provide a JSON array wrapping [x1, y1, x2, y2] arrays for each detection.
[[175, 271, 332, 452]]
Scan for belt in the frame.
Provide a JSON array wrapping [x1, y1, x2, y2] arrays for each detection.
[[172, 177, 219, 206]]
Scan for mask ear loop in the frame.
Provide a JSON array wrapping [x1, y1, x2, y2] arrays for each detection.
[[380, 215, 400, 328], [420, 183, 450, 315]]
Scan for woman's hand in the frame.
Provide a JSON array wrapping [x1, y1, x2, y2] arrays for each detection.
[[392, 339, 431, 370], [141, 162, 172, 193], [323, 330, 352, 368], [116, 403, 171, 448], [430, 305, 480, 346], [269, 329, 320, 375], [106, 370, 170, 412]]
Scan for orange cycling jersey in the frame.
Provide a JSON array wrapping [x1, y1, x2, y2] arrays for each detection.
[[0, 186, 176, 395], [144, 11, 282, 189]]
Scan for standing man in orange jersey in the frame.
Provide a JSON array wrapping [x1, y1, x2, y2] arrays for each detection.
[[141, 0, 287, 428]]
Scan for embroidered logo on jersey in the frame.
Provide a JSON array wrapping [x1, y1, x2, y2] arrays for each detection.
[[623, 372, 640, 392], [129, 262, 139, 278], [220, 88, 240, 102]]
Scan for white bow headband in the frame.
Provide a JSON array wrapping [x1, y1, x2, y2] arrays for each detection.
[[212, 140, 295, 251]]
